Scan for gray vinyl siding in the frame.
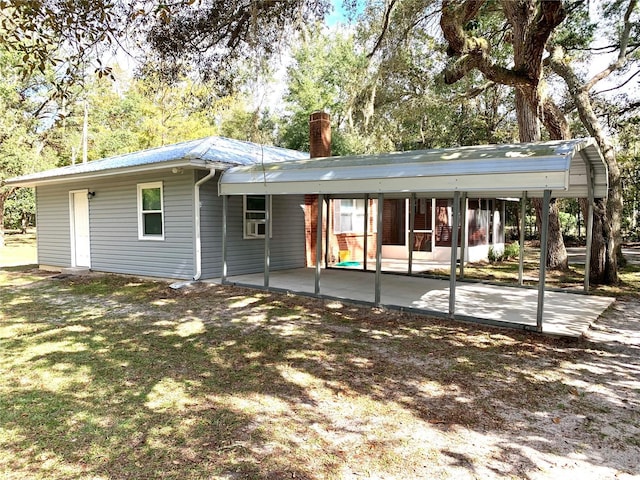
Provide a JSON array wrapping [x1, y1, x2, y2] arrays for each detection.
[[89, 172, 195, 278], [200, 183, 306, 279], [35, 185, 72, 267], [199, 172, 222, 278], [35, 172, 196, 279], [35, 168, 304, 280], [269, 196, 307, 270]]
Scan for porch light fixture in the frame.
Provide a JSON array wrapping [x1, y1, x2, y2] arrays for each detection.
[[87, 191, 96, 199]]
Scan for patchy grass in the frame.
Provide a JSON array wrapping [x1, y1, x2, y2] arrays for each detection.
[[432, 244, 640, 297], [0, 230, 37, 268], [1, 268, 639, 479]]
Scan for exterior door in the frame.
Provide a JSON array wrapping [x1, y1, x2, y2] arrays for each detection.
[[412, 198, 433, 255], [381, 198, 407, 258], [70, 191, 91, 267], [382, 199, 406, 246]]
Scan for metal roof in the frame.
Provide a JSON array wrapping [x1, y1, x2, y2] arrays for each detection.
[[6, 136, 309, 187], [219, 138, 608, 199]]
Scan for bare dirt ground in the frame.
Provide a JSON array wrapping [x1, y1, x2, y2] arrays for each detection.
[[296, 293, 640, 480], [491, 296, 640, 480]]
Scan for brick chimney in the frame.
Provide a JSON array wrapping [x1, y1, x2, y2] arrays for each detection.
[[305, 111, 331, 266], [309, 111, 331, 158]]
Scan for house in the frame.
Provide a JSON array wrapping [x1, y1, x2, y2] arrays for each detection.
[[301, 112, 508, 272], [5, 137, 309, 280], [218, 113, 608, 331], [6, 112, 511, 282], [6, 113, 610, 332]]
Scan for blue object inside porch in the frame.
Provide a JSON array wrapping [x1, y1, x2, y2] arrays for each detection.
[[335, 261, 362, 267]]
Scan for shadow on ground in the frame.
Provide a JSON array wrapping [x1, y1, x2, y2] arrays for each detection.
[[1, 268, 638, 479]]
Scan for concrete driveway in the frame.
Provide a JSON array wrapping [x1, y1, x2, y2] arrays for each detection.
[[224, 268, 615, 338]]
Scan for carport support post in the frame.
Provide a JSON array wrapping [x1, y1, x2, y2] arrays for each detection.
[[536, 189, 551, 332], [408, 194, 416, 275], [315, 194, 324, 295], [584, 197, 594, 293], [519, 193, 527, 286], [375, 193, 384, 306], [449, 191, 461, 317], [582, 154, 595, 294], [363, 194, 369, 271], [459, 194, 467, 279], [264, 194, 271, 288], [222, 195, 228, 284], [325, 196, 331, 267]]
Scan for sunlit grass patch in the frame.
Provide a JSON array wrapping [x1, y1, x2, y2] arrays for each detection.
[[0, 268, 52, 287], [0, 231, 37, 267], [599, 264, 640, 296]]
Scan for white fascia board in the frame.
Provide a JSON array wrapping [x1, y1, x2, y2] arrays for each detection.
[[229, 155, 568, 181], [6, 159, 217, 187], [219, 171, 569, 196]]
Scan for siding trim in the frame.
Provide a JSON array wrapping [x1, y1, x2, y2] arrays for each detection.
[[137, 181, 165, 241]]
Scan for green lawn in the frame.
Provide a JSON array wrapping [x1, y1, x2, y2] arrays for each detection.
[[1, 266, 639, 479], [0, 230, 37, 267], [1, 233, 639, 478]]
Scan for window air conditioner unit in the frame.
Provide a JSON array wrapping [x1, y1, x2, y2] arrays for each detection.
[[247, 220, 266, 237]]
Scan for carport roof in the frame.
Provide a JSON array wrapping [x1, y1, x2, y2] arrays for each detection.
[[219, 138, 608, 199]]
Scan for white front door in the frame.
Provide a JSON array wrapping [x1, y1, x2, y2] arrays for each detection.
[[70, 191, 91, 267]]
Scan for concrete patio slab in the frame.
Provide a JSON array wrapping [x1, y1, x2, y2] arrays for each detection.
[[222, 268, 615, 338]]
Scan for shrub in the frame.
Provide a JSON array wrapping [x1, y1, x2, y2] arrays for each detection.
[[488, 245, 503, 262], [504, 241, 520, 259], [488, 242, 519, 263]]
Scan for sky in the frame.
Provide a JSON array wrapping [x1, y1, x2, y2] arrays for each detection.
[[325, 0, 357, 27]]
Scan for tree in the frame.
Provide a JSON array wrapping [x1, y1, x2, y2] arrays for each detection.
[[280, 17, 518, 156], [544, 0, 639, 283], [0, 0, 123, 98], [437, 0, 640, 282], [3, 188, 35, 232], [42, 70, 256, 167], [141, 0, 329, 88], [355, 1, 518, 149], [0, 48, 53, 247], [1, 0, 331, 102], [279, 25, 372, 155], [618, 114, 640, 240], [438, 0, 571, 270]]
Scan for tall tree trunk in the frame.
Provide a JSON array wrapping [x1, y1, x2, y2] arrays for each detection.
[[532, 198, 569, 269], [439, 0, 569, 269], [515, 90, 540, 140], [516, 93, 569, 270], [509, 1, 568, 271], [547, 46, 622, 284]]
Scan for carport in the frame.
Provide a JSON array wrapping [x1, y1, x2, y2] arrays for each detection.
[[218, 138, 611, 334]]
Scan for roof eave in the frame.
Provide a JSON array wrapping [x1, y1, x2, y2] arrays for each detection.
[[5, 158, 232, 187]]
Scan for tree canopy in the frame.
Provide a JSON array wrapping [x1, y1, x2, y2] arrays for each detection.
[[1, 0, 639, 283]]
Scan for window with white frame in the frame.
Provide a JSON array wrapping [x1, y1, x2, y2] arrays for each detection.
[[243, 195, 272, 238], [334, 199, 366, 233], [137, 182, 164, 240]]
